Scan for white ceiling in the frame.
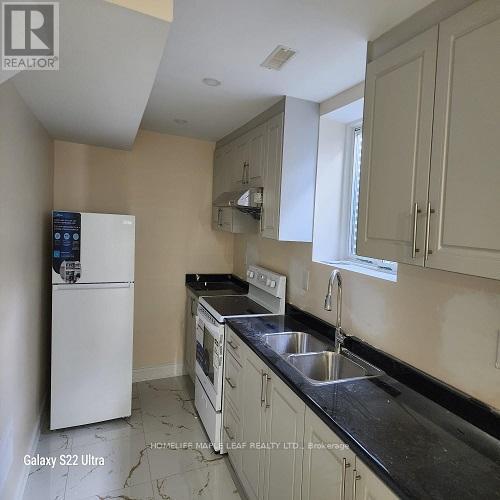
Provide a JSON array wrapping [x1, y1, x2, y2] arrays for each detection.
[[11, 0, 170, 149], [141, 0, 434, 142]]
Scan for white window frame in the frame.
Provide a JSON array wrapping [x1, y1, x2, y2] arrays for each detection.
[[326, 121, 397, 281]]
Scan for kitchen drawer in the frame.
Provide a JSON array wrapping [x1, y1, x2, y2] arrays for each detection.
[[226, 327, 243, 363], [224, 397, 242, 475], [224, 351, 242, 414]]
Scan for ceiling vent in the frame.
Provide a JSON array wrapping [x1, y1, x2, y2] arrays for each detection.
[[261, 45, 296, 70]]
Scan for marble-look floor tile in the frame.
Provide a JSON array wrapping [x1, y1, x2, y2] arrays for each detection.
[[37, 414, 73, 454], [140, 376, 193, 393], [23, 451, 68, 500], [138, 377, 194, 405], [68, 410, 143, 449], [153, 461, 241, 500], [81, 480, 155, 500], [66, 433, 149, 500], [37, 427, 73, 455], [140, 386, 196, 420], [142, 404, 201, 438], [147, 431, 223, 481]]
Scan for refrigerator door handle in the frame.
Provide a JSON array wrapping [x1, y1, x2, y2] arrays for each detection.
[[53, 282, 133, 291]]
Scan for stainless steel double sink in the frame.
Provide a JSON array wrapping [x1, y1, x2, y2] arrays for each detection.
[[263, 332, 383, 385]]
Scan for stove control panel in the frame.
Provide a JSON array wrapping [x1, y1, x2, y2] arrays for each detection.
[[246, 265, 286, 298]]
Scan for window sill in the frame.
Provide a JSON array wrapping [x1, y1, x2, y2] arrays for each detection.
[[321, 260, 398, 282]]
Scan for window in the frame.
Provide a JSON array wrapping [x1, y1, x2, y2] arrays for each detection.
[[346, 126, 397, 274], [312, 104, 397, 282]]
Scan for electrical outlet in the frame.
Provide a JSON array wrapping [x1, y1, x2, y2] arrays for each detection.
[[496, 330, 500, 369]]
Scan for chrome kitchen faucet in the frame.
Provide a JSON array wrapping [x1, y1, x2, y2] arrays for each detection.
[[324, 269, 346, 354]]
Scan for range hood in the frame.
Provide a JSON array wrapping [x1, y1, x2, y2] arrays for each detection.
[[213, 187, 263, 216]]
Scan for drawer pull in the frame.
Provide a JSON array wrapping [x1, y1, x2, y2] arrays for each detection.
[[225, 376, 236, 389], [260, 370, 266, 406], [341, 458, 351, 500], [412, 202, 421, 258], [353, 470, 361, 499], [227, 339, 238, 350], [264, 374, 271, 409]]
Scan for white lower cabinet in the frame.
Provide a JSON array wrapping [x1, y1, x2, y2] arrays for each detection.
[[225, 328, 399, 500], [302, 409, 398, 500], [352, 458, 398, 500], [302, 408, 355, 500], [223, 396, 242, 477], [261, 373, 305, 500], [239, 345, 267, 500]]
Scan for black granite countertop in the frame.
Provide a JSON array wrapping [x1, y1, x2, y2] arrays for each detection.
[[225, 313, 500, 500], [185, 273, 248, 298]]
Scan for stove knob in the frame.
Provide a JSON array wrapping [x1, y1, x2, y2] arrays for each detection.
[[266, 278, 271, 286], [248, 271, 255, 279], [270, 280, 276, 288]]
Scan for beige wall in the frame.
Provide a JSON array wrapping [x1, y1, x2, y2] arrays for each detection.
[[0, 82, 54, 498], [234, 235, 500, 410], [54, 130, 234, 369]]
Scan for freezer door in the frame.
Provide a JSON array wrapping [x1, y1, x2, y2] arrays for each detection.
[[52, 212, 135, 284], [50, 283, 134, 429]]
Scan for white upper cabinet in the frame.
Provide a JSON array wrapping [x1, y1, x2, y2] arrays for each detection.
[[232, 124, 266, 190], [358, 0, 500, 280], [248, 123, 266, 187], [426, 0, 500, 280], [234, 132, 251, 190], [213, 144, 233, 200], [357, 27, 438, 266], [261, 112, 284, 240], [213, 96, 319, 241]]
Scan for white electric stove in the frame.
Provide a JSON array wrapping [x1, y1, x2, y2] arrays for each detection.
[[194, 265, 286, 451]]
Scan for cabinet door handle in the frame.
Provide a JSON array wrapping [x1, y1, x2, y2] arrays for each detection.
[[224, 425, 235, 441], [190, 297, 196, 317], [352, 470, 361, 499], [424, 201, 435, 260], [412, 202, 421, 258], [264, 374, 271, 409], [225, 376, 236, 389], [260, 370, 266, 406], [227, 340, 238, 350], [341, 458, 351, 500], [245, 162, 250, 184], [259, 206, 264, 233]]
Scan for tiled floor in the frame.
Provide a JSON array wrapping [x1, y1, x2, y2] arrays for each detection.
[[24, 376, 241, 500]]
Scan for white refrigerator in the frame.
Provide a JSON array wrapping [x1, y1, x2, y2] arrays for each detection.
[[50, 211, 135, 430]]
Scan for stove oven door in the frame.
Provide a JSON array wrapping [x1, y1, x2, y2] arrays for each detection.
[[195, 316, 223, 411]]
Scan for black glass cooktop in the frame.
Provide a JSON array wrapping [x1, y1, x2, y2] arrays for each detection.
[[203, 295, 271, 317]]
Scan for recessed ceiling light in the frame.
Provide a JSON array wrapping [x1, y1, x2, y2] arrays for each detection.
[[202, 77, 221, 87], [173, 118, 188, 125]]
